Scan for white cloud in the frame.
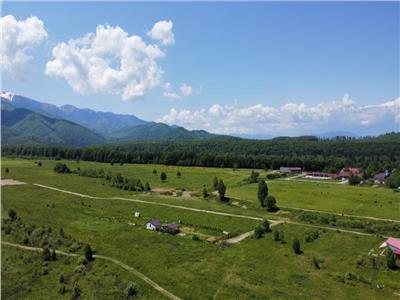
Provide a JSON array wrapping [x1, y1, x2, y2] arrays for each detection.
[[179, 83, 192, 96], [0, 15, 48, 80], [163, 91, 181, 99], [147, 20, 175, 46], [46, 23, 172, 100], [162, 83, 193, 100], [157, 95, 400, 136]]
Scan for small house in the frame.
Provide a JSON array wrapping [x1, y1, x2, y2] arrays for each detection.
[[162, 223, 180, 234], [134, 212, 140, 218], [379, 237, 400, 258], [337, 167, 360, 179], [146, 219, 161, 231]]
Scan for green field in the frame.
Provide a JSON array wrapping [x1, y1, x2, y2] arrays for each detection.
[[2, 158, 400, 299]]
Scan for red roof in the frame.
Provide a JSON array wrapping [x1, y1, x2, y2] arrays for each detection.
[[386, 237, 400, 250]]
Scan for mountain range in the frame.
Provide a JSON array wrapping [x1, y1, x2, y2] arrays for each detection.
[[0, 92, 223, 146]]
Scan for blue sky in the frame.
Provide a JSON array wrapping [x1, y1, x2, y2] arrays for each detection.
[[1, 2, 399, 136]]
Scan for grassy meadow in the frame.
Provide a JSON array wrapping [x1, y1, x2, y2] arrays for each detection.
[[2, 157, 400, 299]]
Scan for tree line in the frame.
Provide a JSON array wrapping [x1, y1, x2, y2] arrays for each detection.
[[3, 132, 399, 172]]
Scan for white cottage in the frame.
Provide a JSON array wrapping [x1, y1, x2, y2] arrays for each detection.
[[146, 219, 161, 231]]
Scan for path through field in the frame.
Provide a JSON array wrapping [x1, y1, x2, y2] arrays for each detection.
[[33, 183, 383, 237], [2, 241, 181, 300]]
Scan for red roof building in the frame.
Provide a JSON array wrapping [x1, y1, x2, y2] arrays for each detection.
[[380, 237, 400, 257]]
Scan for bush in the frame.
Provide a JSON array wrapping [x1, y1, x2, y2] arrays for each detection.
[[42, 246, 51, 261], [5, 167, 9, 173], [54, 163, 70, 174], [71, 284, 81, 299], [265, 195, 278, 212], [125, 282, 138, 297], [292, 238, 302, 254], [273, 230, 280, 241], [8, 209, 17, 221], [262, 220, 270, 232], [74, 264, 86, 274], [84, 244, 93, 262], [254, 226, 265, 239], [386, 248, 397, 270], [304, 230, 320, 243], [77, 256, 88, 265], [160, 172, 167, 182]]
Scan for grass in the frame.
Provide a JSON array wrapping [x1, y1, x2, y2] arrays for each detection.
[[2, 245, 162, 299], [228, 179, 400, 221], [2, 158, 400, 299]]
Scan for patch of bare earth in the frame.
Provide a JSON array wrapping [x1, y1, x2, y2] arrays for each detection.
[[1, 179, 26, 186]]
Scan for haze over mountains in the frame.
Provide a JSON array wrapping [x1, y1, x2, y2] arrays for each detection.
[[0, 92, 376, 146], [1, 92, 224, 145]]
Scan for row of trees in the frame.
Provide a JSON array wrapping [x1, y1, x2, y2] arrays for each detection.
[[3, 133, 399, 172]]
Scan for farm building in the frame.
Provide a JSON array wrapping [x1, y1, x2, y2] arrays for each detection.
[[162, 223, 180, 234], [337, 167, 360, 179], [134, 212, 140, 217], [379, 237, 400, 258], [373, 171, 390, 184], [304, 172, 336, 180], [145, 219, 161, 231], [280, 167, 302, 174]]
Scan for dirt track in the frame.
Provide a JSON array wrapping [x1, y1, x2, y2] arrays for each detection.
[[2, 241, 181, 300]]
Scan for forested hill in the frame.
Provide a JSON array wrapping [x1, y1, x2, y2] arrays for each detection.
[[3, 132, 399, 172]]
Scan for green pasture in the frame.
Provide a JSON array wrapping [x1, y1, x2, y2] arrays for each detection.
[[228, 180, 400, 221]]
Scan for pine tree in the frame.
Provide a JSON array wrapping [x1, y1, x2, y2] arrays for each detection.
[[258, 180, 268, 207]]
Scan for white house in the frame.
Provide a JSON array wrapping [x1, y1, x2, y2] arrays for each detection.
[[145, 219, 161, 231], [134, 212, 140, 218]]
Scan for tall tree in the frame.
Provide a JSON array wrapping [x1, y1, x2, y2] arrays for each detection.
[[258, 180, 268, 207], [292, 238, 301, 254], [217, 180, 226, 201]]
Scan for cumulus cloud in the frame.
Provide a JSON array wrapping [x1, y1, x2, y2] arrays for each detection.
[[162, 83, 193, 99], [157, 95, 400, 136], [179, 83, 192, 96], [46, 22, 174, 100], [147, 20, 175, 46], [0, 15, 48, 80]]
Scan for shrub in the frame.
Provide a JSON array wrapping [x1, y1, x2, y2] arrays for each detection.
[[254, 226, 265, 239], [304, 230, 320, 243], [125, 282, 137, 297], [54, 163, 70, 174], [58, 285, 66, 295], [8, 209, 17, 221], [84, 244, 93, 262], [312, 256, 320, 269], [77, 256, 88, 265], [59, 274, 65, 284], [42, 246, 51, 261], [177, 171, 181, 177], [273, 230, 280, 241], [74, 264, 86, 274], [71, 284, 81, 299], [160, 172, 167, 182], [386, 248, 397, 270], [262, 220, 271, 232], [265, 195, 278, 212], [292, 238, 301, 254], [5, 167, 9, 173]]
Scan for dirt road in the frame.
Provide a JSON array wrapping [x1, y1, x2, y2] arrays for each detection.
[[2, 241, 181, 300]]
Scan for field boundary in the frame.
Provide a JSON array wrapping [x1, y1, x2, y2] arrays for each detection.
[[2, 241, 181, 300]]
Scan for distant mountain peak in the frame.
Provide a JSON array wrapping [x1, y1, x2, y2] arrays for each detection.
[[0, 91, 15, 101]]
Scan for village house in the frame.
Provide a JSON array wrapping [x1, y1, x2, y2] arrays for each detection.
[[279, 167, 302, 174], [337, 167, 360, 179], [373, 171, 390, 184], [379, 237, 400, 258], [162, 223, 180, 234], [145, 219, 161, 231]]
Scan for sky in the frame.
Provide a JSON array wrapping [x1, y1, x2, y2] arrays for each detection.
[[1, 1, 399, 137]]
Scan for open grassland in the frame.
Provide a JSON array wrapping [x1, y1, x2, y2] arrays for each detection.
[[2, 180, 400, 298], [2, 157, 399, 222], [2, 245, 162, 299], [228, 180, 400, 221]]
